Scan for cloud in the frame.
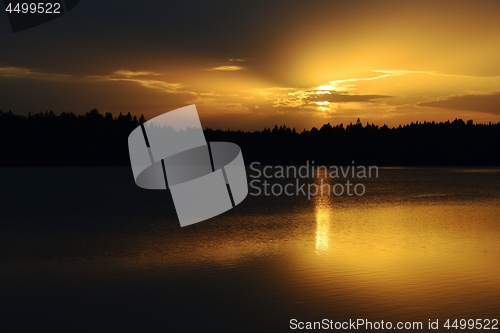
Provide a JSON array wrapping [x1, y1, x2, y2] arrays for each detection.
[[186, 95, 251, 114], [266, 87, 391, 111], [0, 66, 71, 81], [419, 92, 500, 115], [110, 70, 160, 78], [0, 66, 190, 95], [308, 92, 391, 103], [316, 71, 405, 92], [207, 66, 245, 71], [98, 70, 186, 94]]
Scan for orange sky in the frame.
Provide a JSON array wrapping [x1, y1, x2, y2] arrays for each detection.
[[1, 0, 500, 130]]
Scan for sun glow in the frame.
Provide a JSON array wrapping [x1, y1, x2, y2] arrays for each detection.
[[315, 84, 333, 91]]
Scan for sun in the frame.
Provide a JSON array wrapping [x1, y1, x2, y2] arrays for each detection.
[[315, 84, 333, 91]]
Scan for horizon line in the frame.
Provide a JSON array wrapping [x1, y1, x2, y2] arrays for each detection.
[[1, 108, 499, 132]]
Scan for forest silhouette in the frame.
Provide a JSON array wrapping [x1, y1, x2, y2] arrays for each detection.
[[1, 108, 499, 166]]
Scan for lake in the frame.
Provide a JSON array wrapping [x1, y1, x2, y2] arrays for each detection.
[[1, 167, 499, 332]]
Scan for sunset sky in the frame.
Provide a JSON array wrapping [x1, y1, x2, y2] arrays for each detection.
[[1, 0, 500, 130]]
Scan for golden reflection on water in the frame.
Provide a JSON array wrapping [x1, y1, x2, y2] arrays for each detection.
[[314, 167, 333, 256], [79, 167, 500, 320], [3, 168, 500, 327], [315, 208, 330, 255], [294, 202, 500, 314], [293, 167, 500, 317]]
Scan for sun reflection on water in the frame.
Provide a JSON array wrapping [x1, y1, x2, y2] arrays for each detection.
[[314, 167, 333, 255], [315, 208, 330, 255]]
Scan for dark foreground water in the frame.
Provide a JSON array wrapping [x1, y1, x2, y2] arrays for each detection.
[[0, 167, 499, 332]]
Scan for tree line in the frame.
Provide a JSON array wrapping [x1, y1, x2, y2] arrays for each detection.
[[1, 109, 499, 166]]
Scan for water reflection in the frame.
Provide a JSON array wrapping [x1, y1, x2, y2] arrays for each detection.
[[2, 167, 500, 329], [315, 208, 330, 255], [314, 167, 332, 255]]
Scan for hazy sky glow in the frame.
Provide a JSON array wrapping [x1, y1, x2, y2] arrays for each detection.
[[1, 0, 500, 130]]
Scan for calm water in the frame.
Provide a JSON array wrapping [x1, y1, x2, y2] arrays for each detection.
[[0, 167, 499, 332]]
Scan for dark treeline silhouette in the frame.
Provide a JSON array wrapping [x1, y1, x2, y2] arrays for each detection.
[[1, 109, 500, 166], [0, 109, 143, 166]]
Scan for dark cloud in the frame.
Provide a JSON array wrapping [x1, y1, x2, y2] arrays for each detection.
[[1, 0, 498, 79], [0, 0, 311, 75], [419, 92, 500, 115], [0, 76, 192, 116], [0, 0, 397, 81]]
